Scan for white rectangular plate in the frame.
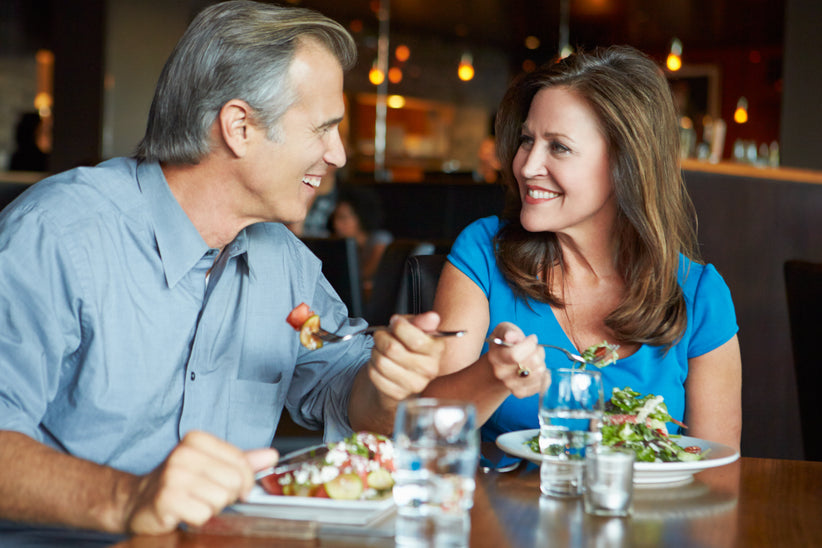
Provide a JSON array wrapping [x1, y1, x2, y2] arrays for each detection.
[[231, 486, 395, 526]]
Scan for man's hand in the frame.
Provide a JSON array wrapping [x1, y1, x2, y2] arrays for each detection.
[[349, 312, 445, 433], [124, 431, 278, 535], [368, 312, 445, 403]]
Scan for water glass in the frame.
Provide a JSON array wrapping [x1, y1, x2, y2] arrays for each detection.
[[538, 368, 604, 497], [393, 398, 479, 547], [584, 446, 635, 517]]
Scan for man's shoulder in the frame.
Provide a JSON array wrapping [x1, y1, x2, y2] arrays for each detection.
[[16, 158, 142, 223]]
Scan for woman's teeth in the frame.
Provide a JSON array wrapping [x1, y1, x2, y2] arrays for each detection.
[[528, 189, 560, 199], [302, 176, 321, 188]]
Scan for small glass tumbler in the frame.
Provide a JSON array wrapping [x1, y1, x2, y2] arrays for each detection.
[[393, 398, 479, 548], [583, 446, 635, 517]]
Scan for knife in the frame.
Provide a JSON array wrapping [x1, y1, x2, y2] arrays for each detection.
[[255, 444, 330, 481]]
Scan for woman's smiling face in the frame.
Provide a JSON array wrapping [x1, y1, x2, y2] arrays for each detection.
[[512, 86, 616, 238]]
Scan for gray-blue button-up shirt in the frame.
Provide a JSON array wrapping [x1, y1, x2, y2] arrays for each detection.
[[0, 158, 370, 475]]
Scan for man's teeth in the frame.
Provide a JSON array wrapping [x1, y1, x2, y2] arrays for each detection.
[[528, 189, 560, 199], [302, 176, 321, 188]]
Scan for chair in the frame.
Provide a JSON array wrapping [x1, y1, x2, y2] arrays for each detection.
[[363, 240, 435, 325], [302, 237, 363, 317], [783, 260, 822, 461], [398, 254, 448, 315], [0, 182, 32, 212]]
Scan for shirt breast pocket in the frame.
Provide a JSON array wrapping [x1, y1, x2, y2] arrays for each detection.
[[227, 374, 286, 450]]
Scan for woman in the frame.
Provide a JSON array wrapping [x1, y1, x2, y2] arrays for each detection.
[[423, 46, 741, 453]]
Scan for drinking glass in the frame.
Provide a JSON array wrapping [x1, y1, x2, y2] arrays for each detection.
[[538, 368, 604, 497], [393, 398, 479, 548], [584, 446, 635, 517]]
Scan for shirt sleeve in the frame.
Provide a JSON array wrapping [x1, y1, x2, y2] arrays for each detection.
[[687, 263, 739, 359], [447, 216, 500, 297], [0, 203, 83, 441], [282, 240, 373, 442]]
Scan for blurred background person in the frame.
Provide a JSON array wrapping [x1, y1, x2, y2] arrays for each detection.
[[9, 111, 50, 172], [328, 185, 393, 298]]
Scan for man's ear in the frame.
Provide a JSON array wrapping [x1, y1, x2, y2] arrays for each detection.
[[218, 99, 253, 158]]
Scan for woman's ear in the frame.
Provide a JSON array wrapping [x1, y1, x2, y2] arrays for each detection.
[[218, 99, 253, 158]]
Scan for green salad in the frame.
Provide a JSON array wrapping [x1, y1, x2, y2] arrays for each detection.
[[527, 342, 706, 463], [601, 387, 704, 462]]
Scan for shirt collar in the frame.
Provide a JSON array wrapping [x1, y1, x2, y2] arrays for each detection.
[[136, 161, 212, 288]]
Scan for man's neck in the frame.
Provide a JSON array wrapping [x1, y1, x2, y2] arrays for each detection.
[[162, 160, 250, 250]]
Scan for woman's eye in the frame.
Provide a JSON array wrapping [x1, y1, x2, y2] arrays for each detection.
[[518, 135, 534, 148], [550, 141, 570, 154]]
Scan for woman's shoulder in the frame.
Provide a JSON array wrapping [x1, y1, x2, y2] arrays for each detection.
[[458, 215, 503, 241], [677, 255, 730, 299]]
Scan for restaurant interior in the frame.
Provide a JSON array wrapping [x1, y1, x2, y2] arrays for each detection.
[[1, 0, 821, 466], [2, 1, 822, 546]]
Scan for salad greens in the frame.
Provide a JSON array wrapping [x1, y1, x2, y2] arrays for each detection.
[[526, 341, 705, 463], [580, 341, 620, 369], [602, 387, 703, 462]]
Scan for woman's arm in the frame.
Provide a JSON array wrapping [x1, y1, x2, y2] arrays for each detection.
[[422, 262, 546, 424], [683, 335, 742, 450], [429, 262, 491, 374]]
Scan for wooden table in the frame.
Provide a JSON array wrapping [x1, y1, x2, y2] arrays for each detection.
[[2, 457, 820, 547]]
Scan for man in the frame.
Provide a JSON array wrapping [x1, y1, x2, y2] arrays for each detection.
[[0, 1, 442, 535]]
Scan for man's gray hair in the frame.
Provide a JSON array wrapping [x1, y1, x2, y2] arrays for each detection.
[[135, 0, 357, 164]]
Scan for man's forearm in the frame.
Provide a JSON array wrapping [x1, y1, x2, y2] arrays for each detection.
[[347, 367, 397, 435], [0, 430, 137, 533]]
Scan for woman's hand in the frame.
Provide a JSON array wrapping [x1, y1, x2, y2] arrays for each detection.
[[484, 322, 546, 399]]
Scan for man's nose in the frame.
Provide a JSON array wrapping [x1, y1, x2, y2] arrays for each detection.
[[325, 129, 346, 168]]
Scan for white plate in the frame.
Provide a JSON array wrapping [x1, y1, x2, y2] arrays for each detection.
[[495, 429, 739, 485], [231, 486, 395, 526]]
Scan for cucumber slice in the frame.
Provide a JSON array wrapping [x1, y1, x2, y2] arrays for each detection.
[[299, 315, 323, 350], [367, 468, 394, 491], [324, 472, 363, 500]]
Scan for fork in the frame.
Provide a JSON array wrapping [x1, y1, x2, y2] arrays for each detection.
[[486, 336, 589, 366], [316, 326, 466, 344]]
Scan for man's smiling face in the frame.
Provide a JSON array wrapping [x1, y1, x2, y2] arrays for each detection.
[[240, 39, 347, 225]]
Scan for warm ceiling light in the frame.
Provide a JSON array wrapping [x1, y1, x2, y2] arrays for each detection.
[[388, 66, 403, 83], [524, 36, 540, 50], [734, 97, 749, 124], [387, 95, 406, 109], [458, 52, 474, 81], [369, 61, 385, 85], [395, 44, 410, 62], [349, 19, 363, 33], [522, 59, 537, 72], [666, 38, 683, 72], [34, 92, 52, 117]]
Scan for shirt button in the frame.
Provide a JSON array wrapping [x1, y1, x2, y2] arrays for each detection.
[[190, 371, 196, 381]]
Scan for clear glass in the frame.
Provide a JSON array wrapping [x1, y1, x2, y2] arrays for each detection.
[[393, 398, 479, 547], [538, 368, 604, 497], [584, 446, 635, 517]]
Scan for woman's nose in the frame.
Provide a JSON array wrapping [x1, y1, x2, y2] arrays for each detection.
[[519, 148, 547, 179]]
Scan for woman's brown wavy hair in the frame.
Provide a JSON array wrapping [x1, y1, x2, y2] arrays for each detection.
[[494, 46, 700, 348]]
